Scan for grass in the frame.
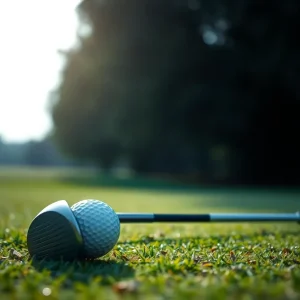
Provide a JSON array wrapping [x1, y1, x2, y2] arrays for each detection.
[[0, 166, 299, 299]]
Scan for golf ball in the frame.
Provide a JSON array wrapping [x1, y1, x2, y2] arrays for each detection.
[[71, 199, 120, 258]]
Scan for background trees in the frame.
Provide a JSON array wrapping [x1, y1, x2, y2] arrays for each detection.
[[50, 0, 300, 185]]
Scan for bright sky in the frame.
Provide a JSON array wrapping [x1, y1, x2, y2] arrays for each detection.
[[0, 0, 82, 143]]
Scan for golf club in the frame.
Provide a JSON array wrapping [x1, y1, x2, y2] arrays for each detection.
[[118, 212, 300, 222], [27, 200, 299, 261]]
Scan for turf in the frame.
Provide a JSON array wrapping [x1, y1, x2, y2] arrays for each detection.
[[0, 167, 299, 299]]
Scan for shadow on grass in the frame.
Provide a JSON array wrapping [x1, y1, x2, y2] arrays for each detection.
[[31, 258, 135, 284], [60, 173, 202, 192], [117, 229, 300, 246], [60, 173, 300, 210]]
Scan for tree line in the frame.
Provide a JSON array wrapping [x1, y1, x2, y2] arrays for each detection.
[[0, 137, 74, 167], [50, 0, 300, 185]]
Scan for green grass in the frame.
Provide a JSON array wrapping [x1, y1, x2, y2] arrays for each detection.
[[0, 167, 299, 299]]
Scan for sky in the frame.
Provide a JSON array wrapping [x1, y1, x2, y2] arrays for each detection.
[[0, 0, 82, 143]]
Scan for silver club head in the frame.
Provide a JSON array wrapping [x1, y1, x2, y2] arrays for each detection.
[[27, 200, 84, 261]]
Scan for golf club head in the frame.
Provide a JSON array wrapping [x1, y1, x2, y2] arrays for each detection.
[[27, 200, 83, 261]]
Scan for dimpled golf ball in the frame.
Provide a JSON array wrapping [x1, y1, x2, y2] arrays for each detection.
[[71, 199, 120, 258]]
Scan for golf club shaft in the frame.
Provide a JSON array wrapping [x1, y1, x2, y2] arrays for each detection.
[[117, 212, 300, 223]]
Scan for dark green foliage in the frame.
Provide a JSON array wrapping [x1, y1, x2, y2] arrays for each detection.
[[51, 0, 300, 184]]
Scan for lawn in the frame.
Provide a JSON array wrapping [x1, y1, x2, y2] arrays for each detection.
[[0, 167, 299, 299]]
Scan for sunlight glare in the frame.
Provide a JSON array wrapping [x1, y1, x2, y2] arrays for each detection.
[[0, 0, 82, 142]]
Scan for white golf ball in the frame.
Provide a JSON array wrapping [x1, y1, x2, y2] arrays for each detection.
[[71, 199, 120, 258]]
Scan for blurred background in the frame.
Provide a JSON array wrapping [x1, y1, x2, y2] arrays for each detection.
[[1, 0, 300, 189]]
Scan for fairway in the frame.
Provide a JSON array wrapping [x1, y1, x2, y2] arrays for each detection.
[[0, 167, 299, 299]]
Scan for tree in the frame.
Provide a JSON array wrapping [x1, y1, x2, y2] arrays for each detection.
[[50, 0, 300, 184]]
